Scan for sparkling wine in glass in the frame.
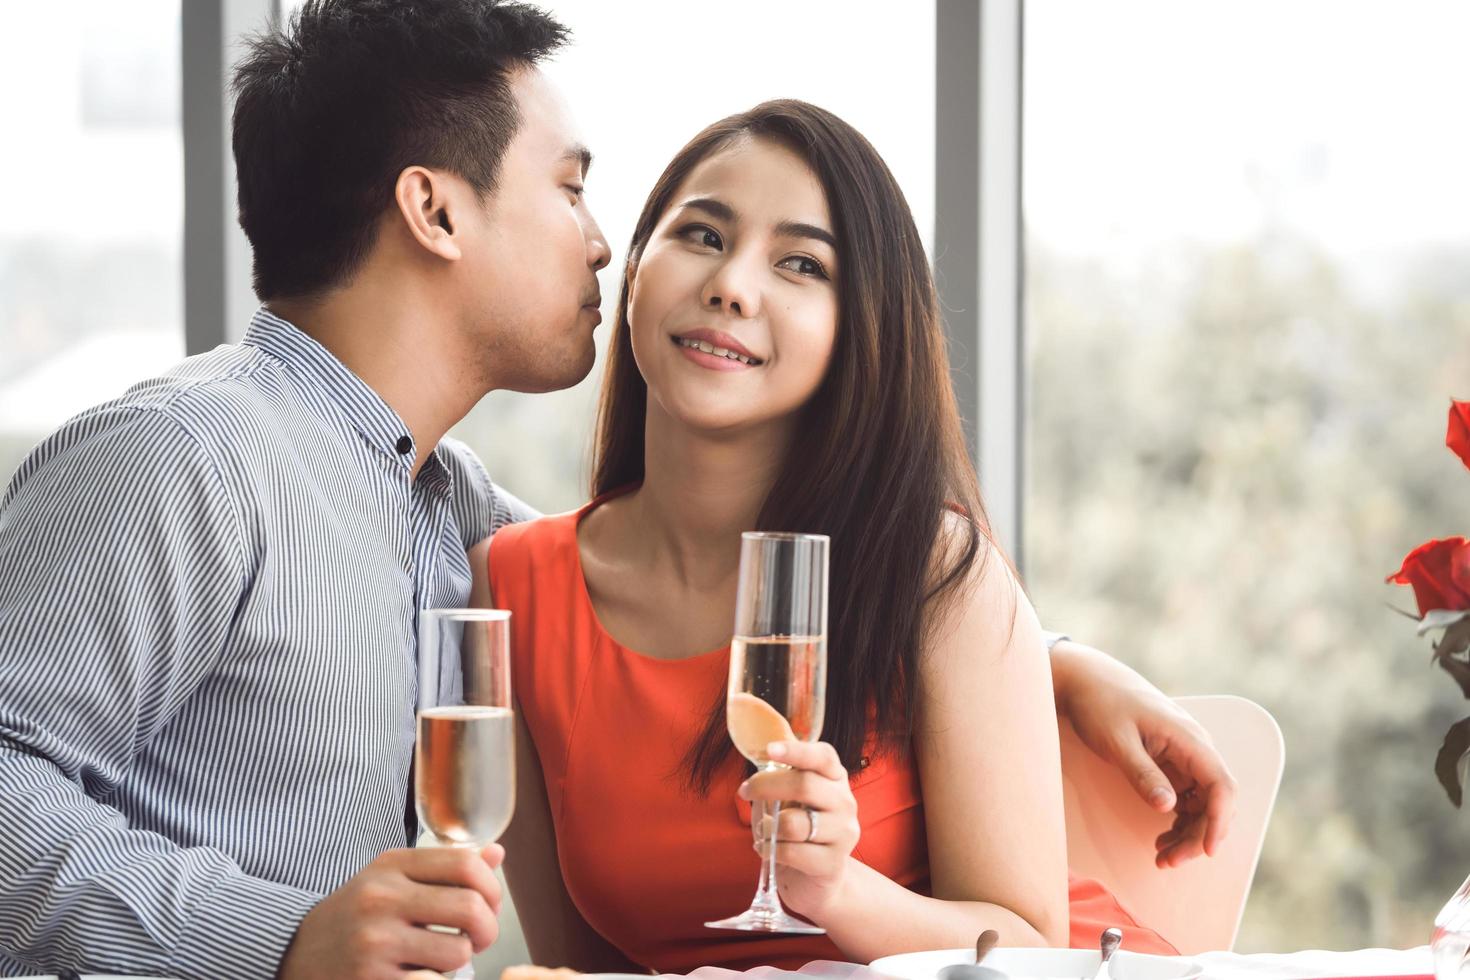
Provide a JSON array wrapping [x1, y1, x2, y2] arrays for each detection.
[[706, 532, 829, 935], [417, 608, 515, 978]]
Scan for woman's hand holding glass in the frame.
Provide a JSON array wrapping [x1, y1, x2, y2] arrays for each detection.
[[706, 531, 832, 934], [739, 737, 861, 920]]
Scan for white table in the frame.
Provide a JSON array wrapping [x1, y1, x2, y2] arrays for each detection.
[[634, 947, 1434, 980], [1193, 947, 1432, 980], [14, 945, 1434, 980]]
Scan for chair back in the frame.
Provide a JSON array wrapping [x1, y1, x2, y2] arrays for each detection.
[[1061, 694, 1284, 954]]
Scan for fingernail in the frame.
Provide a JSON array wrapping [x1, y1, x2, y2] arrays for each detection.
[[1149, 787, 1174, 808], [767, 742, 787, 759], [737, 781, 751, 800]]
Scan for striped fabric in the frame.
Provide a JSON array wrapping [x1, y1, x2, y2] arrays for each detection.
[[0, 308, 537, 978]]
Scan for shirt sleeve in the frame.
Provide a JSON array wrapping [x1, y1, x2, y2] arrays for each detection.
[[440, 435, 542, 547], [0, 406, 318, 979], [490, 480, 542, 532], [1040, 630, 1071, 651]]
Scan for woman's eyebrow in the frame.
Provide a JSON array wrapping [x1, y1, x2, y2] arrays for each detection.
[[678, 197, 737, 223], [775, 220, 836, 250]]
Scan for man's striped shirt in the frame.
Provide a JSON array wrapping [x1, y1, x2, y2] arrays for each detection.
[[0, 308, 537, 978]]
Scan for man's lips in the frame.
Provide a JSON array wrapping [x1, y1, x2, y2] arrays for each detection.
[[581, 296, 602, 325]]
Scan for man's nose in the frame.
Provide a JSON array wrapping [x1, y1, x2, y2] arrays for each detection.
[[585, 214, 611, 271]]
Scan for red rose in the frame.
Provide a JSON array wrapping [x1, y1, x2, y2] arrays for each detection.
[[1449, 400, 1470, 471], [1455, 543, 1470, 600], [1388, 537, 1470, 616]]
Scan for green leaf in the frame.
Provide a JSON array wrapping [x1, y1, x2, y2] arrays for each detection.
[[1436, 716, 1470, 808]]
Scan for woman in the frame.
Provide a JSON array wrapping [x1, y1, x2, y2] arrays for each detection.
[[472, 100, 1225, 973]]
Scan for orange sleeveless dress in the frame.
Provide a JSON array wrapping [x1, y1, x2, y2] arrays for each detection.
[[488, 500, 1177, 974]]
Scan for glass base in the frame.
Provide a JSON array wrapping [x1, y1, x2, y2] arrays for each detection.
[[705, 907, 826, 934]]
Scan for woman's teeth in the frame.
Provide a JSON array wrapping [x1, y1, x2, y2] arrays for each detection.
[[675, 337, 760, 365]]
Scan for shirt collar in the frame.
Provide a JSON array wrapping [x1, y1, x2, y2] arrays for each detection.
[[242, 307, 449, 488]]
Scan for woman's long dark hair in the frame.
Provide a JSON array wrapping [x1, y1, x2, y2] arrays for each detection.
[[593, 100, 993, 791]]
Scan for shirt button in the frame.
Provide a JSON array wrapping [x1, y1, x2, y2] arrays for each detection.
[[395, 436, 412, 455]]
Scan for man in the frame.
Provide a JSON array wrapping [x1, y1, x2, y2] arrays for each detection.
[[0, 2, 1232, 978], [0, 3, 599, 976]]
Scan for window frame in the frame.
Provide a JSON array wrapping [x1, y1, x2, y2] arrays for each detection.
[[935, 0, 1025, 567]]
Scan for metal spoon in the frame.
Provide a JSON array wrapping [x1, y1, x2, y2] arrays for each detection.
[[974, 929, 1000, 964], [938, 930, 1008, 980], [1093, 927, 1123, 980]]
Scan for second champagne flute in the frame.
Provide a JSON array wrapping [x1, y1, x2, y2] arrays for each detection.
[[417, 608, 516, 979], [706, 531, 829, 934]]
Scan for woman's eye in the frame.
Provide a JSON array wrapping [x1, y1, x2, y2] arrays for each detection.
[[565, 184, 585, 203], [778, 255, 829, 280], [678, 224, 723, 250]]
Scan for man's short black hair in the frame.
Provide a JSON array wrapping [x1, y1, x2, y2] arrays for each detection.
[[232, 0, 569, 300]]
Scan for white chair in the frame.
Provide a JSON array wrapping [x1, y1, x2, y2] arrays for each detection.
[[1060, 694, 1284, 955]]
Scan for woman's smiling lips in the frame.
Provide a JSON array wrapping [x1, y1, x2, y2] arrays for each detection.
[[670, 327, 764, 372]]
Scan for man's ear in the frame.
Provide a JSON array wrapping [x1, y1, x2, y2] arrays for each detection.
[[393, 166, 463, 262]]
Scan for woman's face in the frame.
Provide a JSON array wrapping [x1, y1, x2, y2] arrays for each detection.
[[627, 135, 840, 436]]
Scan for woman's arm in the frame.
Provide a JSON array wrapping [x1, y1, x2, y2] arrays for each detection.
[[909, 544, 1069, 946], [467, 539, 644, 973], [1049, 639, 1237, 866], [744, 532, 1069, 960]]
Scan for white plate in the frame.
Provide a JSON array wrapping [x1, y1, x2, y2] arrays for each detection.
[[870, 947, 1203, 980]]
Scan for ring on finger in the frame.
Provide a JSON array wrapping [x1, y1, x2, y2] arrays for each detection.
[[803, 805, 820, 843]]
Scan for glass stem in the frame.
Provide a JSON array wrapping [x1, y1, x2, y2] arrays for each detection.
[[751, 770, 786, 915]]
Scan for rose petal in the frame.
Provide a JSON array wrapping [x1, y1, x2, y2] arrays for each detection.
[[1453, 540, 1470, 602], [1449, 400, 1470, 472], [1387, 536, 1470, 616]]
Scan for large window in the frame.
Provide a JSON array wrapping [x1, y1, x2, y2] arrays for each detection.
[[1024, 0, 1470, 950], [14, 0, 1466, 953], [0, 1, 183, 485]]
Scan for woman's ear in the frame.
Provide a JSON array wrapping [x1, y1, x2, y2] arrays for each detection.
[[623, 250, 641, 297], [392, 165, 463, 262]]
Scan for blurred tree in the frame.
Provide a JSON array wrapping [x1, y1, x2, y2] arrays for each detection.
[[1026, 236, 1470, 950]]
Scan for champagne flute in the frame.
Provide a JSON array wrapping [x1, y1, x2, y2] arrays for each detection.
[[706, 532, 829, 934], [417, 608, 516, 979]]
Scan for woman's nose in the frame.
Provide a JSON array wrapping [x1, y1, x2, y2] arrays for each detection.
[[701, 255, 761, 318]]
